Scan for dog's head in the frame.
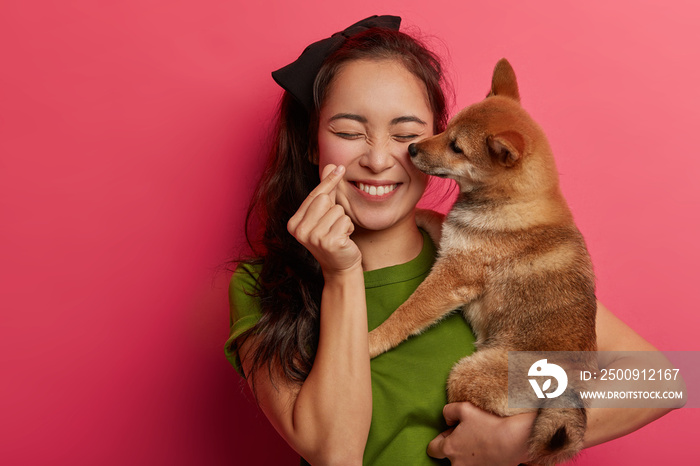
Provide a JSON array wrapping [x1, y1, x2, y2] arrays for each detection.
[[409, 59, 557, 196]]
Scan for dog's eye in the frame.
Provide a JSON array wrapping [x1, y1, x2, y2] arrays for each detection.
[[450, 140, 463, 154]]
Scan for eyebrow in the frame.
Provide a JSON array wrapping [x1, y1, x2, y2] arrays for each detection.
[[390, 116, 427, 126], [329, 113, 367, 123], [328, 113, 427, 126]]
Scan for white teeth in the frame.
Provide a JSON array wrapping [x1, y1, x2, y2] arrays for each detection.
[[357, 182, 397, 196]]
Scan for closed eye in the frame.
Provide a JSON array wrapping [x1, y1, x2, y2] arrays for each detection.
[[334, 132, 363, 140], [394, 134, 419, 142], [450, 140, 463, 153]]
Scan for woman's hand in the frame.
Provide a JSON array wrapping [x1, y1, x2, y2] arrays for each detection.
[[244, 163, 371, 465], [427, 402, 535, 466], [287, 164, 362, 277]]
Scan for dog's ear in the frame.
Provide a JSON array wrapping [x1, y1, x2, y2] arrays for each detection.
[[487, 58, 520, 103], [487, 131, 524, 167]]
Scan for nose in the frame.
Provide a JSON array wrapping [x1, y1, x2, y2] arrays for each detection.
[[361, 145, 395, 173], [408, 143, 418, 158]]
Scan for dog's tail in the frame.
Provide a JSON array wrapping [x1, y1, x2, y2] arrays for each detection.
[[527, 397, 586, 466]]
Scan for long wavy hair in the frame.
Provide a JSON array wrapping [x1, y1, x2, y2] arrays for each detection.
[[233, 27, 451, 389]]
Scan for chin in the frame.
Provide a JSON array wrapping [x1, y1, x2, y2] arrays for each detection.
[[352, 211, 414, 233]]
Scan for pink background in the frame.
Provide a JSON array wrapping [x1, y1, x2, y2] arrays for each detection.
[[1, 0, 698, 464]]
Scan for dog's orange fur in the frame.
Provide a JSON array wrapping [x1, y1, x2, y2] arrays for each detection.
[[368, 59, 597, 466]]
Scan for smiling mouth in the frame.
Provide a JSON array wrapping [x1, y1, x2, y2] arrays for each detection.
[[354, 182, 398, 197]]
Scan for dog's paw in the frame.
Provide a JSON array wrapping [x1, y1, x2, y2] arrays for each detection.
[[368, 329, 390, 359]]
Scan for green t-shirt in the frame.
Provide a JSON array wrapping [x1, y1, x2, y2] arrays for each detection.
[[225, 231, 476, 465]]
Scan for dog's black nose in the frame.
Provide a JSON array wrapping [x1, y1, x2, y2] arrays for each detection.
[[408, 143, 418, 157]]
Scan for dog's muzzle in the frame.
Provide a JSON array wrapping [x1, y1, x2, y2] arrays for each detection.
[[408, 143, 418, 158]]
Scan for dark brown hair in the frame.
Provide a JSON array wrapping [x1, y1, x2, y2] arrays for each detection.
[[233, 27, 451, 389]]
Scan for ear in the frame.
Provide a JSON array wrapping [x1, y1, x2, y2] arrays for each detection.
[[487, 58, 520, 102], [487, 131, 525, 167]]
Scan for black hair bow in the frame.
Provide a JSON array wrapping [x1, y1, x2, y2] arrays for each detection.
[[271, 15, 402, 113]]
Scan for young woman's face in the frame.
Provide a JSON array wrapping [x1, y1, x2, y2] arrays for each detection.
[[317, 58, 434, 234]]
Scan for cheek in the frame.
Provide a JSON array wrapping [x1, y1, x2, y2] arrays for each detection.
[[403, 152, 430, 186], [317, 133, 353, 170]]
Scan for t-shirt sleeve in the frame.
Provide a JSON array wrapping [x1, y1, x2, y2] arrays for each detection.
[[224, 263, 263, 378]]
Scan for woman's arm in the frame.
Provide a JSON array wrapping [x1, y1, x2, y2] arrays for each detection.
[[582, 301, 684, 447], [238, 267, 371, 466], [238, 164, 372, 466], [427, 301, 682, 465]]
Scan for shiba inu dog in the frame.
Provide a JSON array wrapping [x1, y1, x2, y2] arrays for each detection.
[[368, 59, 597, 465]]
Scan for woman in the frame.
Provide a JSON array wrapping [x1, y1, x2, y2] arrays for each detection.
[[225, 16, 677, 465]]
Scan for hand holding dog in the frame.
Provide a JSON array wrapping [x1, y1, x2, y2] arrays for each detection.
[[427, 402, 535, 466], [287, 164, 362, 277]]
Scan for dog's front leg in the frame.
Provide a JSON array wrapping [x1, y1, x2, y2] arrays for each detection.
[[368, 257, 482, 358]]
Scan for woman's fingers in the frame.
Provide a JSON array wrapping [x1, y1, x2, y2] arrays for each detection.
[[288, 164, 344, 233], [291, 194, 335, 240], [426, 403, 473, 459], [285, 163, 360, 273], [305, 204, 347, 247], [327, 208, 355, 246], [319, 163, 341, 205], [442, 402, 470, 426], [426, 427, 454, 459]]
